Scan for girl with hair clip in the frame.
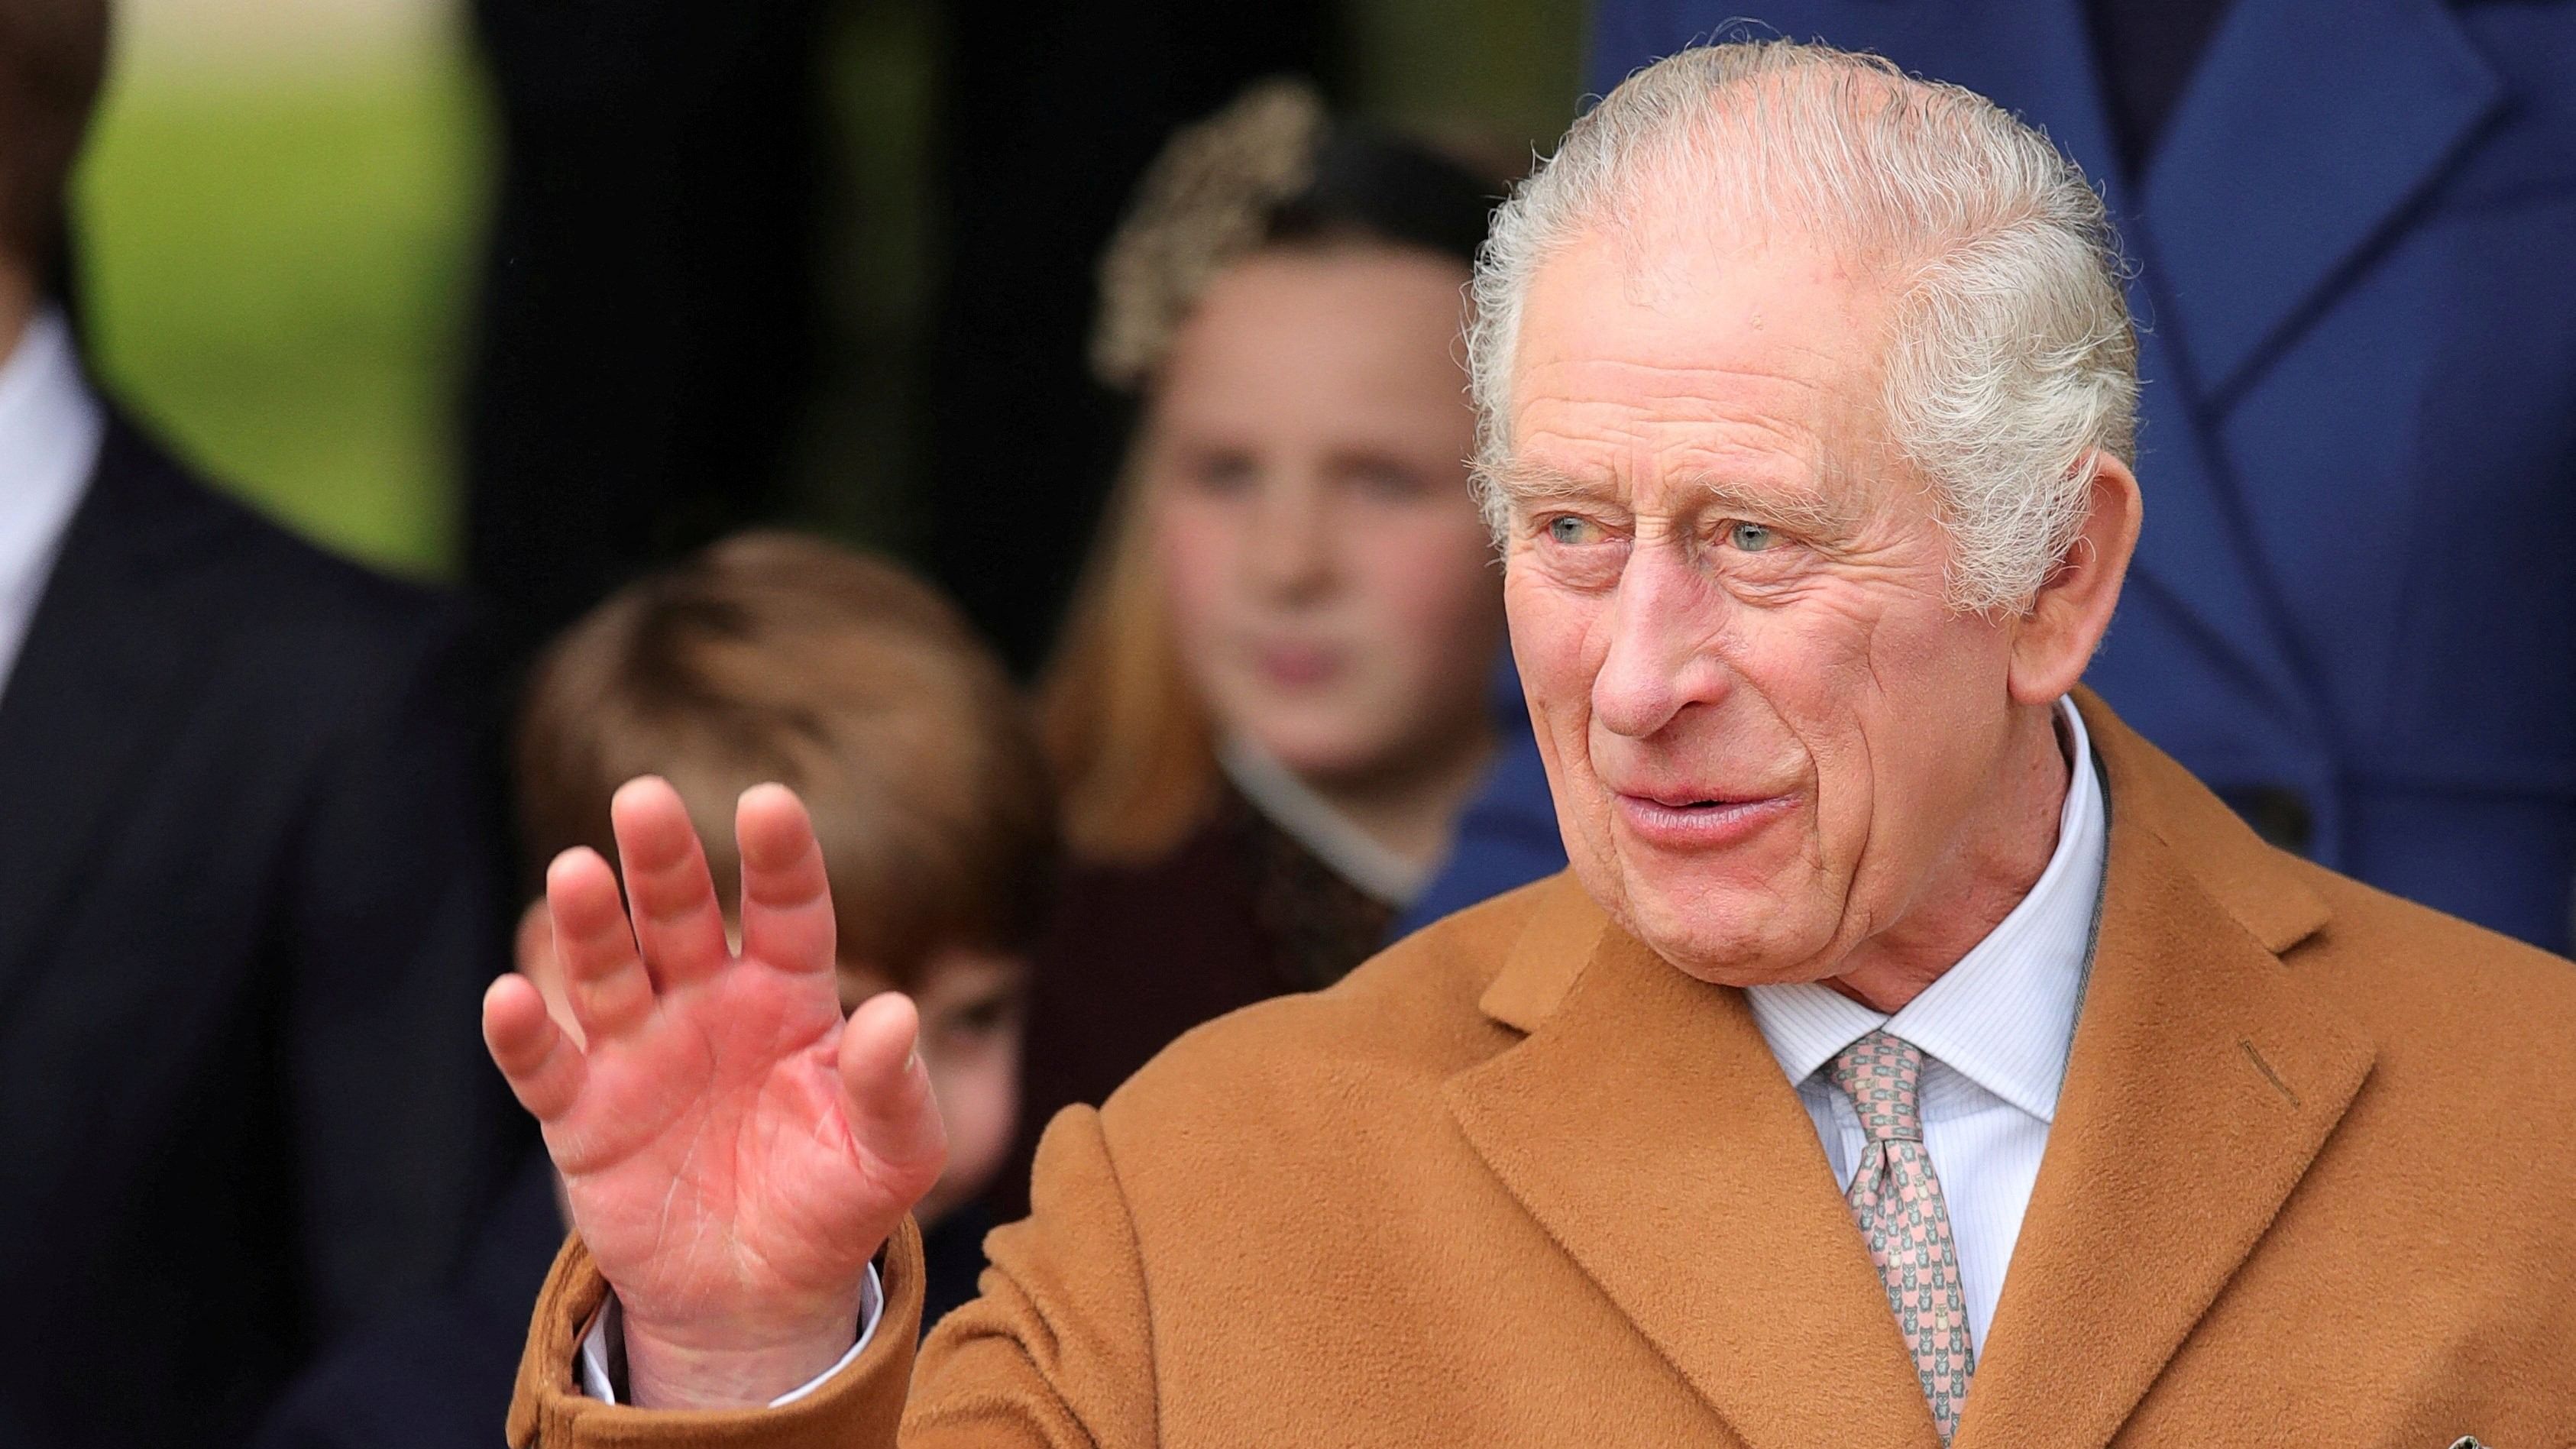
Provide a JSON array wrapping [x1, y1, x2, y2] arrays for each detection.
[[1014, 80, 1515, 1208]]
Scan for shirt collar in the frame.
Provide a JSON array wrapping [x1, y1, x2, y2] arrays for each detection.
[[1743, 696, 2105, 1125], [1216, 734, 1431, 908], [0, 307, 102, 591]]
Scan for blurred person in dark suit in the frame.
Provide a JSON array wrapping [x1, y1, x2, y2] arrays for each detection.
[[254, 534, 1051, 1449], [461, 0, 1338, 680], [0, 4, 518, 1444], [1008, 82, 1513, 1211], [1422, 0, 2576, 952], [919, 4, 1336, 671], [462, 0, 832, 673]]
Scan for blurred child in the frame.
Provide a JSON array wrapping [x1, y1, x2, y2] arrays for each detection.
[[257, 532, 1052, 1448], [1011, 80, 1512, 1212], [511, 529, 1052, 1245]]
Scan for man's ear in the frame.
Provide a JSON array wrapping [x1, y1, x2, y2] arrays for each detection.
[[2008, 450, 2142, 706]]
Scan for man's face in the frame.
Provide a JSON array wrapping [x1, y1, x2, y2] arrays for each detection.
[[1498, 224, 2024, 984]]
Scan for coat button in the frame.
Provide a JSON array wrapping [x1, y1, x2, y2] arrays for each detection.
[[2219, 784, 2315, 855]]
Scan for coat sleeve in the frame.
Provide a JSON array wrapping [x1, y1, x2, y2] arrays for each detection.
[[506, 1105, 1160, 1447]]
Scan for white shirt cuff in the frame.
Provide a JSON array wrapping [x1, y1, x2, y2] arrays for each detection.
[[577, 1264, 885, 1408]]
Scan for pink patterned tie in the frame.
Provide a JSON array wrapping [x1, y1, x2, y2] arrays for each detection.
[[1829, 1030, 1976, 1442]]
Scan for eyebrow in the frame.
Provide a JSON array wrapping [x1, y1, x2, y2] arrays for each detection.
[[1481, 461, 1603, 509], [1485, 461, 1863, 537], [1689, 475, 1862, 536]]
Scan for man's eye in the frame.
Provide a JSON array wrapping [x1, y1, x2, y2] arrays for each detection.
[[1727, 521, 1780, 552], [1547, 515, 1603, 545]]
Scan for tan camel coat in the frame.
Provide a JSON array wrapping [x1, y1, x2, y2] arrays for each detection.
[[510, 694, 2576, 1446]]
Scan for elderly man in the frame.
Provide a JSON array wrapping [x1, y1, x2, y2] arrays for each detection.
[[487, 42, 2576, 1447]]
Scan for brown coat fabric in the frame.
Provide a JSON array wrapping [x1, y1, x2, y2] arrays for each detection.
[[510, 694, 2576, 1447]]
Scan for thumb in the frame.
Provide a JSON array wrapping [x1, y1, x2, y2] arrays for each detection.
[[838, 992, 948, 1195]]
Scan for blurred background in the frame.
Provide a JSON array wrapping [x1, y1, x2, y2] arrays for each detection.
[[76, 0, 480, 578], [74, 0, 1585, 668]]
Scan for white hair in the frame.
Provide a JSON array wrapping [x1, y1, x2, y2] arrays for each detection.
[[1466, 40, 2137, 610]]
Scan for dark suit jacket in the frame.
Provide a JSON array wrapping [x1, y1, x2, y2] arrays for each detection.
[[1569, 0, 2576, 956], [254, 1150, 568, 1449], [0, 419, 519, 1447]]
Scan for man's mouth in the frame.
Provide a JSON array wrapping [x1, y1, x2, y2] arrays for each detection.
[[1610, 790, 1798, 848]]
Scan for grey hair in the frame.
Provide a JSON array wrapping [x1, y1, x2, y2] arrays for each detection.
[[1465, 40, 2137, 610]]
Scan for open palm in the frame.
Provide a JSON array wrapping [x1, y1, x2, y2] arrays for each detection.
[[484, 778, 946, 1403]]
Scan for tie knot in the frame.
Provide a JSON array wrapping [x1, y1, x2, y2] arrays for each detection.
[[1827, 1030, 1927, 1143]]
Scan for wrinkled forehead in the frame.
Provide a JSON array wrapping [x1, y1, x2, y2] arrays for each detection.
[[1503, 221, 1899, 501]]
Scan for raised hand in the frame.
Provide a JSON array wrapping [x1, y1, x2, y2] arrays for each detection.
[[483, 778, 947, 1408]]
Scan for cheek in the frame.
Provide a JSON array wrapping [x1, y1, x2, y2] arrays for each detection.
[[1503, 559, 1602, 729], [1345, 513, 1501, 668], [1503, 561, 1614, 866], [1151, 493, 1244, 628], [926, 1048, 1021, 1189], [1769, 600, 2001, 874]]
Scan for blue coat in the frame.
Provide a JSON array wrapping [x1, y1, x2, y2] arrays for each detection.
[[1410, 0, 2576, 953]]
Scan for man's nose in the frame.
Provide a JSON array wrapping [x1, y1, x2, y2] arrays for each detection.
[[1591, 542, 1727, 739]]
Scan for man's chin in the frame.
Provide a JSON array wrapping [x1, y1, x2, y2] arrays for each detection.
[[1607, 875, 1836, 988]]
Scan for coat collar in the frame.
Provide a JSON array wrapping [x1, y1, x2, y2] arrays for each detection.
[[1451, 881, 1942, 1447], [1958, 693, 2368, 1446], [1451, 692, 2368, 1446]]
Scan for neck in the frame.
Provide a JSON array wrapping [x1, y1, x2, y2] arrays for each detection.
[[1824, 701, 2073, 1013], [1300, 723, 1498, 873]]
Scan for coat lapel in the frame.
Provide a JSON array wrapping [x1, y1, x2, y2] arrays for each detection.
[[0, 422, 225, 1014], [1447, 880, 1939, 1449], [2140, 0, 2501, 404], [1957, 698, 2374, 1447]]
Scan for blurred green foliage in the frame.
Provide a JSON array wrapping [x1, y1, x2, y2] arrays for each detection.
[[73, 43, 487, 580]]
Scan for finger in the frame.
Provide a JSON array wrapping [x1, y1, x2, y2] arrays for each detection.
[[839, 992, 948, 1189], [610, 775, 733, 989], [484, 973, 587, 1123], [736, 784, 839, 978], [546, 846, 656, 1042]]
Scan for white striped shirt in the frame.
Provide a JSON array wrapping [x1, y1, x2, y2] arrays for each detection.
[[1745, 695, 2105, 1356], [0, 309, 102, 703]]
